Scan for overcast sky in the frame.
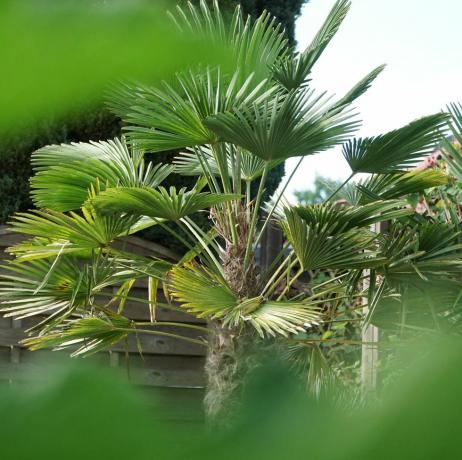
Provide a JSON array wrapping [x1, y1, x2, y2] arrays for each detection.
[[284, 0, 462, 199]]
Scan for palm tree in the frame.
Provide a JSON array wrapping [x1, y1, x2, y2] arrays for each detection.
[[1, 0, 460, 424]]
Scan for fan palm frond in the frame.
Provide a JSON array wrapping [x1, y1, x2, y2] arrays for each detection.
[[93, 184, 239, 221], [272, 0, 350, 90], [225, 297, 322, 338], [292, 200, 410, 233], [343, 114, 448, 173], [9, 207, 136, 256], [447, 102, 462, 145], [173, 144, 279, 181], [205, 90, 359, 162], [31, 138, 173, 212], [441, 103, 462, 180], [22, 314, 133, 357], [170, 0, 287, 85], [346, 170, 449, 205], [168, 264, 237, 318], [378, 222, 462, 281], [281, 208, 387, 271], [328, 65, 386, 115], [115, 68, 275, 153], [0, 254, 140, 323]]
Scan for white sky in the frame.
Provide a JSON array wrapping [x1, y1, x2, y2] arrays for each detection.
[[284, 0, 462, 199]]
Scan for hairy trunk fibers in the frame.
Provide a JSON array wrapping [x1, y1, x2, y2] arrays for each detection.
[[205, 203, 263, 427], [204, 321, 260, 427]]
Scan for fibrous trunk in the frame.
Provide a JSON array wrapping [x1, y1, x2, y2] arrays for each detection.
[[205, 203, 261, 427], [204, 321, 258, 427]]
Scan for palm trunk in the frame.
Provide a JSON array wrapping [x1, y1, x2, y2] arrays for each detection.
[[204, 205, 262, 426], [203, 321, 259, 427]]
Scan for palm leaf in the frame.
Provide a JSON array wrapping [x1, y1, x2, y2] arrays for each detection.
[[31, 138, 173, 211], [281, 207, 387, 271], [168, 264, 237, 318], [292, 200, 410, 234], [0, 255, 140, 326], [272, 0, 350, 90], [92, 184, 239, 221], [22, 314, 133, 357], [447, 102, 462, 145], [205, 90, 359, 162], [115, 68, 275, 153], [169, 0, 287, 86], [379, 222, 462, 278], [441, 103, 462, 180], [328, 65, 386, 115], [225, 297, 322, 338], [9, 207, 136, 256], [173, 144, 279, 181], [346, 170, 449, 205], [343, 113, 448, 173]]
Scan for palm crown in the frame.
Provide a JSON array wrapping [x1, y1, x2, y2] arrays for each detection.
[[1, 0, 460, 420]]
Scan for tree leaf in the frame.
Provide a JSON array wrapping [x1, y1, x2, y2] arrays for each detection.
[[343, 114, 448, 173]]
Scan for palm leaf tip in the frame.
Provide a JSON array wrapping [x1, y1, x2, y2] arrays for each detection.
[[343, 113, 449, 174], [272, 0, 351, 91]]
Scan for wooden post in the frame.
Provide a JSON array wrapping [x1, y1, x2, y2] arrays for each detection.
[[360, 221, 388, 394], [260, 223, 283, 270], [10, 318, 21, 365], [361, 319, 379, 392]]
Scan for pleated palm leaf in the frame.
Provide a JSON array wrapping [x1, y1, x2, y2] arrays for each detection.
[[0, 0, 458, 424]]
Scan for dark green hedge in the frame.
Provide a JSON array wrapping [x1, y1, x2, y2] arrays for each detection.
[[181, 0, 308, 44], [0, 0, 309, 249], [240, 0, 307, 45]]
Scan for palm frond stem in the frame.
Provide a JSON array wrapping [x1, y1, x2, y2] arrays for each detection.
[[325, 172, 355, 202], [244, 163, 270, 269], [255, 156, 304, 246]]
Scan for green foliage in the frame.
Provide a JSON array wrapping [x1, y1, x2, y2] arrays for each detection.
[[1, 0, 458, 411], [93, 185, 239, 221], [0, 0, 231, 134], [3, 338, 462, 459], [0, 0, 288, 244], [272, 0, 350, 90], [205, 89, 359, 162], [0, 109, 121, 223], [31, 138, 174, 212], [294, 175, 343, 204], [345, 170, 449, 205], [343, 114, 448, 174]]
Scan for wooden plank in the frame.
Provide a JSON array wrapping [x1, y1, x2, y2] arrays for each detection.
[[113, 235, 180, 261], [0, 317, 11, 328], [0, 346, 11, 361], [104, 287, 204, 323], [0, 227, 27, 248], [0, 325, 206, 356], [0, 354, 205, 388]]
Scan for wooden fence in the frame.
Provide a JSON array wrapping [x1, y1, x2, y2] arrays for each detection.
[[0, 226, 206, 421], [0, 223, 284, 420]]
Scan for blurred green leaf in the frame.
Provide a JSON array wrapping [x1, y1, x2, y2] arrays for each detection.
[[0, 0, 231, 134]]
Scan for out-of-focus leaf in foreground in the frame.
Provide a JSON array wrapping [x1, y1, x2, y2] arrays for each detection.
[[0, 359, 203, 460], [199, 338, 462, 460], [2, 337, 462, 459], [0, 0, 230, 133]]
